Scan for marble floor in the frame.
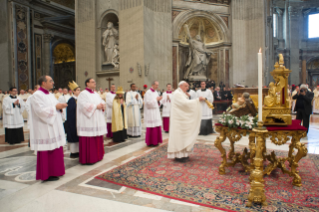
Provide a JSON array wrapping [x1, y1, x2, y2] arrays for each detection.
[[0, 115, 318, 212]]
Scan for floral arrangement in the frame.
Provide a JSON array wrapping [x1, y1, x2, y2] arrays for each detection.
[[218, 113, 258, 130]]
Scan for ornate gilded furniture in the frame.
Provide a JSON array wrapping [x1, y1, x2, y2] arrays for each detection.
[[214, 120, 308, 207]]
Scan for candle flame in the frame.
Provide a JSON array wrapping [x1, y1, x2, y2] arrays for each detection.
[[259, 48, 262, 53]]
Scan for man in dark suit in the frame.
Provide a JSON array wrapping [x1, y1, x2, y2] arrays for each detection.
[[292, 84, 314, 133]]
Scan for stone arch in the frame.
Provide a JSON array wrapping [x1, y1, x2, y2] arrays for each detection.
[[173, 10, 230, 44], [98, 9, 119, 28]]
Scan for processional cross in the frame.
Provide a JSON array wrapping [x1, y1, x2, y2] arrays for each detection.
[[106, 77, 114, 90]]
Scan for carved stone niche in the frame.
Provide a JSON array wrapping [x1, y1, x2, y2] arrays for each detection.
[[100, 11, 119, 71]]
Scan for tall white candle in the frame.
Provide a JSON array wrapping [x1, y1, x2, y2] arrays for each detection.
[[258, 48, 263, 122]]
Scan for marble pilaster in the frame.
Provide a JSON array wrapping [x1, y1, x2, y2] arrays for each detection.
[[43, 34, 54, 76]]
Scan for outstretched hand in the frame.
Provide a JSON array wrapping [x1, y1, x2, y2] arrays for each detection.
[[56, 103, 68, 110]]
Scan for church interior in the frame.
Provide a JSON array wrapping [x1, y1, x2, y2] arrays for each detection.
[[1, 0, 319, 211]]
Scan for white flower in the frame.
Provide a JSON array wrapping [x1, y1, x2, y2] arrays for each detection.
[[236, 120, 240, 125], [229, 120, 234, 124]]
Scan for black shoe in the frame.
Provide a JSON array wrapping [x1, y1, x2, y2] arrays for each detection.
[[44, 176, 59, 181], [70, 153, 79, 158], [174, 158, 186, 163]]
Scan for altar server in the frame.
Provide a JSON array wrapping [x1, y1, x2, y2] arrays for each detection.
[[67, 81, 81, 158], [168, 81, 204, 162], [291, 86, 299, 114], [29, 76, 67, 181], [77, 78, 106, 165], [125, 83, 143, 137], [144, 81, 163, 147], [196, 81, 214, 135], [160, 84, 173, 133], [188, 88, 197, 99], [3, 87, 25, 145], [58, 88, 71, 122], [106, 84, 116, 138], [112, 87, 127, 143], [19, 89, 29, 121]]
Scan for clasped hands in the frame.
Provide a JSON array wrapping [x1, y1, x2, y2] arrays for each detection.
[[199, 97, 206, 102]]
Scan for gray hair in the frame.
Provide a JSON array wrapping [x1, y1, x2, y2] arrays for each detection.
[[300, 84, 307, 90], [178, 81, 187, 86], [152, 81, 159, 86]]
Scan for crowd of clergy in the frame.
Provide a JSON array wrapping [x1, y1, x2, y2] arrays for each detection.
[[0, 76, 318, 182]]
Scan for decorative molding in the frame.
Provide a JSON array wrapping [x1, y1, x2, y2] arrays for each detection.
[[275, 8, 283, 17], [43, 34, 54, 43], [119, 0, 142, 11], [15, 4, 30, 90]]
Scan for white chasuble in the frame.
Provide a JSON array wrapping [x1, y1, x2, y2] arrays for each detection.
[[196, 89, 214, 120], [160, 91, 172, 118], [167, 88, 202, 157], [77, 89, 107, 137], [144, 89, 162, 128], [126, 91, 143, 128], [29, 90, 66, 151], [58, 94, 71, 121], [3, 96, 25, 129], [105, 92, 116, 123]]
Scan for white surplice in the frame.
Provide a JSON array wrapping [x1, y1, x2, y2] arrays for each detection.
[[160, 91, 172, 118], [126, 91, 143, 136], [313, 89, 319, 114], [144, 89, 162, 128], [196, 89, 214, 120], [58, 94, 71, 121], [3, 96, 25, 129], [19, 94, 29, 120], [188, 89, 197, 100], [29, 90, 66, 151], [77, 89, 107, 137], [167, 88, 202, 158], [105, 92, 116, 123]]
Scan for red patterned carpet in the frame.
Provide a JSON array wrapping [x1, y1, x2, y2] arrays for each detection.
[[96, 143, 319, 212]]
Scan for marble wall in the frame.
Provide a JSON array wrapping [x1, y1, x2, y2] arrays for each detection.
[[231, 0, 266, 87], [0, 0, 11, 90]]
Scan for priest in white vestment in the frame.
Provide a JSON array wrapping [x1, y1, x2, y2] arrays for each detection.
[[18, 89, 29, 121], [77, 78, 107, 165], [106, 84, 116, 138], [3, 87, 25, 145], [25, 85, 39, 130], [196, 81, 214, 135], [125, 83, 143, 137], [160, 84, 173, 133], [144, 81, 163, 147], [0, 90, 4, 119], [168, 81, 204, 162], [313, 86, 319, 114], [29, 76, 67, 181]]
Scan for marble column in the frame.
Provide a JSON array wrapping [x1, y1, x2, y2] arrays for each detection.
[[43, 34, 54, 76], [302, 59, 307, 84], [276, 8, 284, 49], [288, 6, 302, 85]]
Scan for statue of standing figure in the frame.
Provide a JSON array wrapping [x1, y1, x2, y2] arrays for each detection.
[[183, 24, 213, 80], [102, 22, 119, 64]]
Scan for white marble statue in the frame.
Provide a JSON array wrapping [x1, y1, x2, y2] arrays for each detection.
[[102, 22, 119, 64], [112, 44, 120, 68], [183, 24, 213, 80]]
